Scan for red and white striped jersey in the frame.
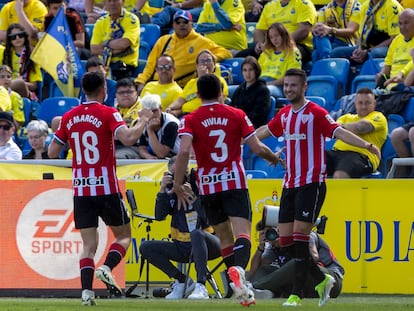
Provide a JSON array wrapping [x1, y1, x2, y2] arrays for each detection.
[[268, 101, 339, 188], [54, 101, 127, 197], [178, 102, 255, 195]]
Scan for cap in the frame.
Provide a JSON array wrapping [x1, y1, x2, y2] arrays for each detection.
[[0, 111, 14, 126], [173, 10, 193, 22], [141, 94, 161, 110]]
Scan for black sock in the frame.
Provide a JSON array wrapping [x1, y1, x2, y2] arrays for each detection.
[[234, 237, 251, 269]]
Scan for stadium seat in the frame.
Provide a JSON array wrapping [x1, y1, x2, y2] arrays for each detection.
[[306, 96, 327, 109], [49, 81, 64, 97], [140, 24, 161, 60], [402, 97, 414, 123], [359, 58, 385, 75], [305, 75, 338, 111], [148, 0, 164, 7], [23, 97, 32, 127], [245, 169, 268, 179], [220, 58, 244, 85], [387, 114, 405, 133], [351, 75, 376, 93], [310, 58, 350, 97], [267, 96, 276, 122], [37, 97, 80, 126], [227, 85, 238, 99], [378, 134, 397, 176], [251, 155, 286, 178], [246, 22, 256, 48]]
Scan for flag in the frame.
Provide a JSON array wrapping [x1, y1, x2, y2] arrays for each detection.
[[31, 7, 85, 98]]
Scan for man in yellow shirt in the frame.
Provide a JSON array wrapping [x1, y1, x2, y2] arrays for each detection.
[[135, 10, 232, 91], [0, 0, 48, 44], [326, 88, 387, 178], [90, 0, 140, 80], [141, 54, 183, 111]]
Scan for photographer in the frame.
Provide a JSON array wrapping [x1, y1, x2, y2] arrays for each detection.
[[139, 156, 221, 299]]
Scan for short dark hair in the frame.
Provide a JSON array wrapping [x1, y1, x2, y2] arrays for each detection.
[[285, 68, 307, 85], [85, 56, 104, 71], [242, 56, 261, 78], [356, 87, 374, 96], [82, 71, 105, 97], [197, 74, 221, 101], [158, 54, 175, 66], [116, 77, 137, 91]]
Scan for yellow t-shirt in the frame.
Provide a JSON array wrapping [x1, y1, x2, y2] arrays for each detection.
[[197, 0, 247, 50], [141, 81, 183, 111], [117, 99, 141, 127], [11, 50, 42, 83], [181, 75, 228, 114], [256, 0, 316, 50], [401, 0, 414, 8], [334, 111, 387, 170], [0, 86, 11, 112], [9, 90, 24, 125], [0, 0, 48, 43], [91, 9, 140, 67], [259, 47, 302, 80]]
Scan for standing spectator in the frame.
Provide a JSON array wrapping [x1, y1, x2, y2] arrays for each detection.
[[141, 54, 183, 111], [196, 0, 247, 53], [138, 94, 181, 159], [0, 65, 25, 128], [140, 156, 222, 300], [0, 111, 22, 160], [90, 0, 140, 80], [134, 10, 232, 91], [22, 120, 50, 159], [255, 68, 380, 307], [48, 71, 150, 305], [230, 56, 271, 129], [326, 88, 387, 178], [311, 0, 361, 62], [331, 0, 403, 63], [172, 74, 283, 307], [3, 24, 43, 101], [0, 0, 48, 44], [258, 22, 301, 98]]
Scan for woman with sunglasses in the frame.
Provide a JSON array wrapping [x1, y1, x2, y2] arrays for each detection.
[[2, 23, 43, 101]]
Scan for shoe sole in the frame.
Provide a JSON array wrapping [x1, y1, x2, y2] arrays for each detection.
[[96, 269, 122, 297]]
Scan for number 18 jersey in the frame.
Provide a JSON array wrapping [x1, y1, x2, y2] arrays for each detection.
[[178, 102, 255, 195], [54, 101, 127, 197]]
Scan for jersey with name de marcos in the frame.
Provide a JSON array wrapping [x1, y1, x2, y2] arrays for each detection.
[[54, 101, 127, 197], [267, 101, 339, 189], [178, 102, 255, 195]]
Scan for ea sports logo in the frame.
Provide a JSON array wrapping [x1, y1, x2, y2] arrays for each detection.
[[16, 188, 108, 280]]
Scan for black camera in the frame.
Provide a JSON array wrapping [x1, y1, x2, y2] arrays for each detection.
[[153, 287, 172, 298], [265, 228, 279, 241]]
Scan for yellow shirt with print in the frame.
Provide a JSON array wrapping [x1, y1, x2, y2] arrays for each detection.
[[117, 99, 141, 127], [197, 0, 247, 51], [358, 0, 402, 44], [401, 0, 414, 8], [11, 51, 42, 83], [256, 0, 316, 50], [10, 90, 24, 125], [181, 75, 228, 114], [141, 81, 183, 111], [334, 111, 387, 170], [259, 48, 301, 80], [91, 9, 140, 67], [0, 86, 11, 112]]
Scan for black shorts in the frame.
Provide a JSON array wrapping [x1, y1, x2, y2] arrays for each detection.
[[402, 122, 414, 131], [279, 182, 326, 224], [201, 189, 252, 226], [326, 150, 373, 177], [74, 193, 131, 229]]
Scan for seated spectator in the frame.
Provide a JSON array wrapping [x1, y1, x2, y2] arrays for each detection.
[[44, 0, 91, 60], [249, 220, 344, 299], [2, 24, 43, 101], [151, 0, 205, 35], [22, 120, 50, 159], [230, 56, 270, 129], [258, 22, 301, 98], [390, 122, 414, 177], [90, 0, 140, 80], [138, 94, 181, 159], [196, 0, 247, 53], [331, 0, 403, 64], [80, 56, 116, 106], [134, 10, 232, 91], [141, 54, 183, 111], [0, 65, 25, 128], [0, 0, 48, 44], [376, 9, 414, 91], [139, 156, 222, 299], [311, 0, 361, 63], [245, 0, 268, 23], [0, 111, 22, 160], [165, 49, 228, 117], [326, 88, 387, 178]]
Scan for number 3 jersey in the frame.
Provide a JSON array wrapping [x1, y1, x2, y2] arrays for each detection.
[[54, 101, 127, 197], [178, 102, 255, 195]]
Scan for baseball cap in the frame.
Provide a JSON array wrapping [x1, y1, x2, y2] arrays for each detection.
[[173, 10, 193, 22], [141, 94, 162, 110], [0, 111, 14, 126]]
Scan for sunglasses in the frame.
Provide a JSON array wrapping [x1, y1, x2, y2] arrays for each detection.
[[174, 19, 189, 25], [0, 124, 11, 130], [156, 65, 173, 71], [8, 32, 25, 40]]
